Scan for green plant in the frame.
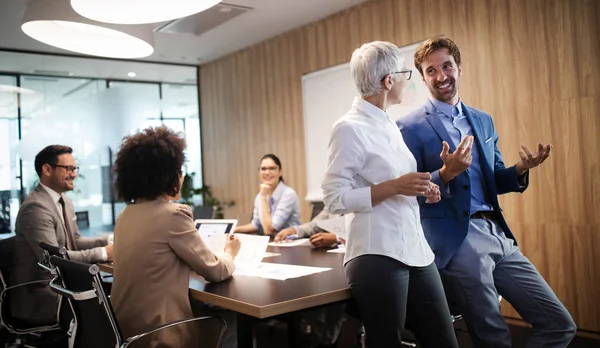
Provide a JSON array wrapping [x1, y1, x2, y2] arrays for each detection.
[[180, 173, 234, 219]]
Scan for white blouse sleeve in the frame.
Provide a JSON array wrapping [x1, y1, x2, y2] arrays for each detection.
[[321, 120, 372, 215]]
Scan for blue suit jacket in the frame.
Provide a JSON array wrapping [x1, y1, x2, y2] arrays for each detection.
[[396, 101, 529, 269]]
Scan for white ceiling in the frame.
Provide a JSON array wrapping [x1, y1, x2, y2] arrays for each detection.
[[0, 0, 368, 66]]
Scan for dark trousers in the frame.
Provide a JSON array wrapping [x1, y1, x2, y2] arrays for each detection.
[[345, 255, 458, 348]]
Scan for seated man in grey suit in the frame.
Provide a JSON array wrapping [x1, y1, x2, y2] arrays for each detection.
[[11, 145, 112, 325], [274, 207, 343, 247]]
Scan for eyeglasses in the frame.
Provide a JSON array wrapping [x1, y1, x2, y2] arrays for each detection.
[[49, 164, 79, 174], [259, 166, 279, 172], [381, 69, 412, 81]]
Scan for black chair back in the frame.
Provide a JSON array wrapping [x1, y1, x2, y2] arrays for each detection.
[[0, 237, 15, 322], [193, 205, 216, 219], [310, 202, 325, 220], [0, 237, 14, 289], [39, 241, 68, 259], [49, 256, 122, 348], [38, 241, 68, 275]]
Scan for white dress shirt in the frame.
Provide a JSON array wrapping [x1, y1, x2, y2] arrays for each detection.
[[40, 183, 65, 224], [40, 183, 107, 260], [321, 97, 434, 267]]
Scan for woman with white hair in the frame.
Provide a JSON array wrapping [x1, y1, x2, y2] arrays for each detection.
[[321, 41, 459, 347]]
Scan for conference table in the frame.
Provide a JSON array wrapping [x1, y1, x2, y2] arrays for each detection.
[[98, 243, 352, 348]]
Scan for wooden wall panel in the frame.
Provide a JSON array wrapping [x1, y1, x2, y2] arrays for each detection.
[[199, 0, 600, 333]]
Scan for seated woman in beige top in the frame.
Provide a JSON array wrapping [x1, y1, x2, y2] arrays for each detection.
[[110, 126, 241, 348]]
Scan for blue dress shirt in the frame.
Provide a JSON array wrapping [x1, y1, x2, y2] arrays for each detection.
[[251, 181, 301, 235], [429, 97, 493, 213]]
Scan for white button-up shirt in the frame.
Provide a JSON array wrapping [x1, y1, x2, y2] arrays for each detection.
[[321, 97, 434, 267], [40, 183, 65, 224]]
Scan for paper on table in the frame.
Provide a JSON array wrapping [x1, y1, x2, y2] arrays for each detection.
[[203, 233, 227, 254], [268, 238, 312, 247], [315, 214, 353, 240], [233, 262, 331, 280], [233, 234, 270, 269]]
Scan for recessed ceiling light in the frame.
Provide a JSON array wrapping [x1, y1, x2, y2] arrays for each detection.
[[71, 0, 222, 24], [22, 0, 154, 58], [128, 72, 136, 78]]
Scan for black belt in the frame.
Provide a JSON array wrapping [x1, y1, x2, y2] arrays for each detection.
[[470, 210, 498, 221]]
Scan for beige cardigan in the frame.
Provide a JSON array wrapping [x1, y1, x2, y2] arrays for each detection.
[[110, 200, 235, 347]]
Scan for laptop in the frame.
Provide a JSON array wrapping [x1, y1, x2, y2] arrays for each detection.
[[194, 219, 237, 235]]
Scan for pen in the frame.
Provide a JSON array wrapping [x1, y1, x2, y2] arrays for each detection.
[[285, 235, 298, 240]]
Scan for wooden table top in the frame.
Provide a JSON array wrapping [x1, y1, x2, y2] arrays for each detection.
[[98, 245, 351, 318]]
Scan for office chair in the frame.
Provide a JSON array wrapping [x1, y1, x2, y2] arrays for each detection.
[[38, 240, 114, 294], [310, 202, 325, 220], [47, 255, 227, 348], [0, 237, 65, 347], [193, 205, 217, 220], [38, 241, 69, 275]]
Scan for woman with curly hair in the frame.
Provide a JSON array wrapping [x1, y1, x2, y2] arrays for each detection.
[[109, 126, 241, 348]]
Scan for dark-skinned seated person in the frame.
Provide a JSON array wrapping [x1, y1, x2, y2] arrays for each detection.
[[110, 126, 241, 348], [274, 207, 346, 348]]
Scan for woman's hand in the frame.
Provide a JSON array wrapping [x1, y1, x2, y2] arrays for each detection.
[[224, 235, 241, 258], [394, 172, 432, 196], [424, 182, 441, 203], [259, 183, 273, 197]]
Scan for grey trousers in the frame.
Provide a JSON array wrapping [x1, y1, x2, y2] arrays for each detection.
[[345, 255, 459, 348], [441, 218, 576, 348]]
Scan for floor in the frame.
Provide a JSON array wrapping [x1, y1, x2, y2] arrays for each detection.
[[3, 320, 599, 348], [249, 319, 600, 348]]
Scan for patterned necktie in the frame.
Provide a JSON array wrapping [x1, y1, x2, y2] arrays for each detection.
[[452, 105, 460, 118], [58, 197, 75, 250]]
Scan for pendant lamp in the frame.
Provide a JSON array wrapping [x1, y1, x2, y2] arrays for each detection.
[[71, 0, 222, 25], [22, 0, 155, 58]]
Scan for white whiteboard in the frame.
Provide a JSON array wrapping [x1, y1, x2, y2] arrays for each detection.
[[301, 42, 431, 201]]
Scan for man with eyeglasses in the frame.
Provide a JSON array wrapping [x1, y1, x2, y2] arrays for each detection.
[[11, 145, 112, 325]]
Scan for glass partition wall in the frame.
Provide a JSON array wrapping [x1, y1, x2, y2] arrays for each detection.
[[0, 54, 201, 233]]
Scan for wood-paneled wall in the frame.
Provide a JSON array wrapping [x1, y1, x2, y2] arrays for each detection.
[[200, 0, 600, 333]]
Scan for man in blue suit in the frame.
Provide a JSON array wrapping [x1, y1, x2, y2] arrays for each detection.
[[397, 36, 576, 347]]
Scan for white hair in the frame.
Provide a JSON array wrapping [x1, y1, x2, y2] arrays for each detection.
[[350, 41, 404, 97]]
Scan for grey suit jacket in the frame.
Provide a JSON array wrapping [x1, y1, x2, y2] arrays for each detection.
[[295, 208, 338, 238], [11, 184, 108, 324]]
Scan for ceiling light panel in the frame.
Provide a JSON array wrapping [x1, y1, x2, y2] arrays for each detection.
[[22, 0, 154, 59], [71, 0, 222, 25]]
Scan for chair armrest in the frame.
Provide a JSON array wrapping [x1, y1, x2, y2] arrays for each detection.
[[48, 277, 97, 301], [121, 316, 227, 348], [2, 279, 50, 293], [38, 261, 57, 275]]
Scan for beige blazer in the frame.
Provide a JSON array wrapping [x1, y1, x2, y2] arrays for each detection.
[[110, 200, 235, 348], [11, 184, 108, 324]]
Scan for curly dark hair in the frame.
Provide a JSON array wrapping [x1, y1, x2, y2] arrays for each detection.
[[114, 126, 187, 202]]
